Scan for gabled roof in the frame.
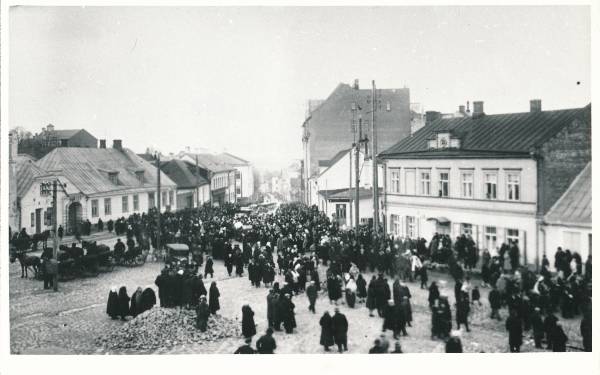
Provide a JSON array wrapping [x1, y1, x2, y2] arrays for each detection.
[[545, 162, 591, 227], [160, 159, 209, 189], [15, 158, 45, 198], [35, 147, 176, 196], [380, 105, 591, 158], [182, 153, 236, 173], [53, 129, 82, 139], [318, 148, 351, 177], [217, 152, 251, 166]]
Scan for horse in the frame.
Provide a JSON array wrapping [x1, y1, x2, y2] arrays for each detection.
[[10, 249, 41, 278], [31, 230, 51, 250]]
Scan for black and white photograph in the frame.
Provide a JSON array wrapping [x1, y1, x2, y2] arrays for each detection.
[[0, 2, 597, 372]]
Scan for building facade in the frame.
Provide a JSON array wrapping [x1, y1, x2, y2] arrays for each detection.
[[379, 101, 591, 268], [160, 159, 211, 210], [17, 142, 177, 235], [302, 80, 412, 203]]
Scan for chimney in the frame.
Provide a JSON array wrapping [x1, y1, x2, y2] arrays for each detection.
[[472, 101, 484, 118], [353, 79, 359, 90], [46, 124, 55, 132], [113, 139, 122, 151], [9, 131, 18, 161], [530, 99, 542, 112], [466, 101, 471, 114], [99, 139, 106, 149], [425, 111, 442, 125], [458, 105, 466, 115]]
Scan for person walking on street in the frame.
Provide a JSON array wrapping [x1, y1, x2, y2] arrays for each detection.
[[306, 280, 318, 313], [332, 307, 349, 353], [506, 309, 523, 353], [319, 311, 334, 352]]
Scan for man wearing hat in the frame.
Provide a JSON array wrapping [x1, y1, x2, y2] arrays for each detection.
[[256, 328, 277, 354], [234, 337, 256, 354], [331, 307, 349, 353]]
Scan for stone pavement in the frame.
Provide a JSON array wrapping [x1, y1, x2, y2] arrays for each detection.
[[9, 255, 585, 354]]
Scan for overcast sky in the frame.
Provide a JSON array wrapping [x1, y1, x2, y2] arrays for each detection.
[[10, 6, 590, 169]]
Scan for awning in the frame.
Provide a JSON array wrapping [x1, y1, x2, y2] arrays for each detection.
[[426, 217, 450, 225]]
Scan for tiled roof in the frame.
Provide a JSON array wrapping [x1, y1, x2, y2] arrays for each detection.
[[160, 159, 209, 189], [545, 162, 591, 227], [380, 105, 591, 158], [35, 147, 176, 196]]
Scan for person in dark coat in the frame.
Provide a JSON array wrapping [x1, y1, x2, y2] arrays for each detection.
[[117, 286, 130, 320], [383, 300, 400, 339], [331, 308, 348, 352], [544, 313, 558, 350], [506, 309, 523, 353], [155, 269, 168, 307], [196, 296, 210, 332], [306, 281, 318, 313], [531, 307, 545, 349], [319, 311, 334, 351], [106, 287, 119, 319], [366, 276, 377, 316], [204, 256, 214, 278], [471, 285, 482, 306], [235, 251, 244, 277], [267, 289, 277, 328], [456, 291, 471, 332], [282, 294, 296, 334], [550, 323, 568, 352], [256, 328, 277, 354], [369, 339, 385, 354], [182, 275, 194, 309], [489, 285, 502, 320], [428, 281, 440, 309], [139, 286, 157, 314], [234, 338, 256, 354], [445, 333, 463, 353], [209, 281, 220, 315], [130, 287, 143, 317], [581, 305, 592, 352], [356, 274, 367, 303], [242, 304, 257, 338], [400, 296, 412, 329], [419, 265, 429, 289], [225, 252, 234, 276]]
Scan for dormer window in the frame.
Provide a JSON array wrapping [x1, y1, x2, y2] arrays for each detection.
[[429, 132, 461, 150], [437, 133, 450, 148], [108, 172, 119, 185], [135, 171, 145, 184]]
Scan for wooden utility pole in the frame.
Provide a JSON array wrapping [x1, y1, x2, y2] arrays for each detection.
[[156, 154, 161, 254], [371, 80, 380, 233], [354, 118, 362, 237], [52, 180, 58, 292], [195, 155, 200, 208]]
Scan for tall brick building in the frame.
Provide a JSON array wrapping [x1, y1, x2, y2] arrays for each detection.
[[302, 80, 411, 201], [379, 100, 591, 269]]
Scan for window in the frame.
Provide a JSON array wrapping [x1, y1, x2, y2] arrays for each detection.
[[406, 216, 416, 238], [122, 196, 129, 213], [461, 171, 473, 198], [104, 198, 111, 215], [136, 171, 144, 184], [91, 199, 99, 217], [438, 171, 449, 197], [391, 214, 401, 236], [485, 226, 497, 251], [484, 172, 497, 199], [507, 172, 521, 201], [40, 182, 52, 196], [31, 212, 35, 227], [133, 194, 139, 211], [461, 223, 473, 236], [335, 204, 347, 226], [420, 170, 431, 195], [390, 169, 401, 193], [563, 231, 581, 252], [45, 208, 53, 226], [386, 101, 391, 111], [405, 169, 416, 195], [149, 193, 155, 208], [506, 229, 519, 245], [108, 172, 119, 185]]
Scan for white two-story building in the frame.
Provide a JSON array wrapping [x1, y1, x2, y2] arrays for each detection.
[[379, 100, 591, 268]]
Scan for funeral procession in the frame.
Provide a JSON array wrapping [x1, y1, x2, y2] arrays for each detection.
[[4, 6, 593, 358]]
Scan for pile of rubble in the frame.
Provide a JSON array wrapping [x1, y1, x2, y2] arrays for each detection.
[[96, 307, 241, 352]]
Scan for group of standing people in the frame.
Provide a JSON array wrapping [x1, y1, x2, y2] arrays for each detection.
[[106, 285, 156, 320]]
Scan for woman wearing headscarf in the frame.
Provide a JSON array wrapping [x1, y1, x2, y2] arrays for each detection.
[[117, 286, 130, 321], [140, 286, 157, 314], [356, 274, 367, 303], [209, 281, 220, 315], [345, 276, 357, 308], [130, 286, 143, 317], [106, 286, 119, 319], [366, 275, 377, 316], [241, 304, 257, 338]]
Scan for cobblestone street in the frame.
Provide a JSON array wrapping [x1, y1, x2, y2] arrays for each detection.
[[9, 243, 585, 354]]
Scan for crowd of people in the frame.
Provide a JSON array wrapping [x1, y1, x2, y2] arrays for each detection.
[[94, 201, 591, 354]]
